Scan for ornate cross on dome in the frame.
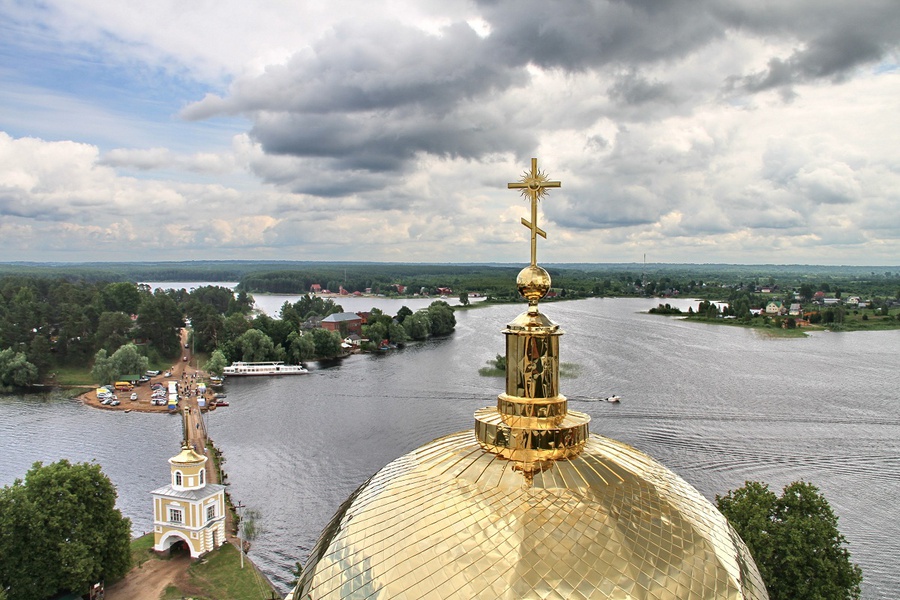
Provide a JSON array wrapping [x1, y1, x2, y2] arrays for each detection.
[[508, 158, 561, 266]]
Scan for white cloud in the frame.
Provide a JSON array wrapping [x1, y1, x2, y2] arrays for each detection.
[[1, 1, 900, 264]]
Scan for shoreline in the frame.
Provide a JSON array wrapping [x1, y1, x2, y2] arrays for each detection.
[[77, 328, 217, 414]]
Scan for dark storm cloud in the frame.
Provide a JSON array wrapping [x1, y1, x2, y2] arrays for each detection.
[[228, 21, 517, 116], [184, 0, 900, 198], [478, 0, 724, 69], [251, 110, 529, 168], [718, 0, 900, 93]]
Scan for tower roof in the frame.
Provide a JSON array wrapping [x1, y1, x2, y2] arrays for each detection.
[[289, 159, 768, 600], [169, 444, 206, 466]]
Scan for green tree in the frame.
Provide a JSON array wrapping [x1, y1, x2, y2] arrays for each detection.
[[426, 301, 456, 336], [109, 343, 149, 380], [0, 460, 132, 600], [231, 289, 255, 315], [309, 328, 342, 359], [90, 349, 114, 385], [395, 305, 413, 324], [27, 335, 53, 379], [458, 292, 469, 306], [798, 283, 814, 302], [733, 296, 751, 321], [203, 349, 228, 376], [403, 311, 431, 341], [185, 301, 225, 353], [388, 321, 409, 344], [101, 282, 142, 314], [135, 291, 183, 357], [94, 311, 134, 353], [0, 348, 38, 388], [189, 285, 234, 314], [286, 331, 316, 362], [222, 313, 252, 345], [716, 480, 862, 600], [363, 321, 387, 345], [234, 329, 275, 362]]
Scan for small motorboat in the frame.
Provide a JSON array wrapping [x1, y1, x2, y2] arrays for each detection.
[[605, 395, 621, 403], [214, 400, 229, 407]]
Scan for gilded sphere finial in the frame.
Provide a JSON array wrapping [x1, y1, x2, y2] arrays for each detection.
[[517, 265, 551, 305]]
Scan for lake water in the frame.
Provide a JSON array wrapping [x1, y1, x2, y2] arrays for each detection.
[[2, 297, 898, 598], [144, 281, 476, 317]]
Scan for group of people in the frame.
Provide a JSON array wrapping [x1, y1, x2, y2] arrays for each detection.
[[180, 369, 206, 399]]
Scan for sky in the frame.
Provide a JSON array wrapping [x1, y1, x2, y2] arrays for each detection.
[[1, 0, 899, 266]]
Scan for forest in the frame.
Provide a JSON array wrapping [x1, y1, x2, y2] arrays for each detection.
[[0, 274, 455, 389]]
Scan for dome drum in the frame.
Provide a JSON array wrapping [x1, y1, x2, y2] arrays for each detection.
[[497, 393, 567, 421], [504, 322, 562, 400], [475, 407, 590, 463]]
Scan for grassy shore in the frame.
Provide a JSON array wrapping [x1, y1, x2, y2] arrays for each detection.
[[160, 542, 278, 600]]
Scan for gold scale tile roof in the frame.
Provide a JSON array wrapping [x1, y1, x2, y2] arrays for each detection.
[[288, 160, 768, 600]]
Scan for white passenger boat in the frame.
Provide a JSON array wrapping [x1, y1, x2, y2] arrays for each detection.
[[223, 361, 308, 376]]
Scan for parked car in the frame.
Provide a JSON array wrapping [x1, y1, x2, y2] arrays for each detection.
[[130, 392, 138, 401], [145, 370, 161, 376]]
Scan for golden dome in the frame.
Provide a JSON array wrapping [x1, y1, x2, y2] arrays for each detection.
[[169, 444, 206, 466], [291, 431, 766, 599], [288, 159, 768, 600]]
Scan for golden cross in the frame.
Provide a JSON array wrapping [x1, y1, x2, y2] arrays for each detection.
[[508, 158, 561, 266]]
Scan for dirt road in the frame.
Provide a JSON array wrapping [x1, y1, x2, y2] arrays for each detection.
[[105, 554, 193, 600]]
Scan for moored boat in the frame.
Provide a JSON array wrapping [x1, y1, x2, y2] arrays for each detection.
[[223, 361, 308, 376]]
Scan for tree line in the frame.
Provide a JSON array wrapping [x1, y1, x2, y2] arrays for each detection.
[[198, 297, 457, 374], [0, 275, 458, 387], [0, 277, 218, 388]]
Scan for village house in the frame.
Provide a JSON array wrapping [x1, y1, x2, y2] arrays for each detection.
[[321, 312, 364, 335], [765, 300, 786, 315], [789, 303, 802, 316]]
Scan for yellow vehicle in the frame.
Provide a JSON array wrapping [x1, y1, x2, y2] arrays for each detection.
[[114, 381, 133, 392]]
